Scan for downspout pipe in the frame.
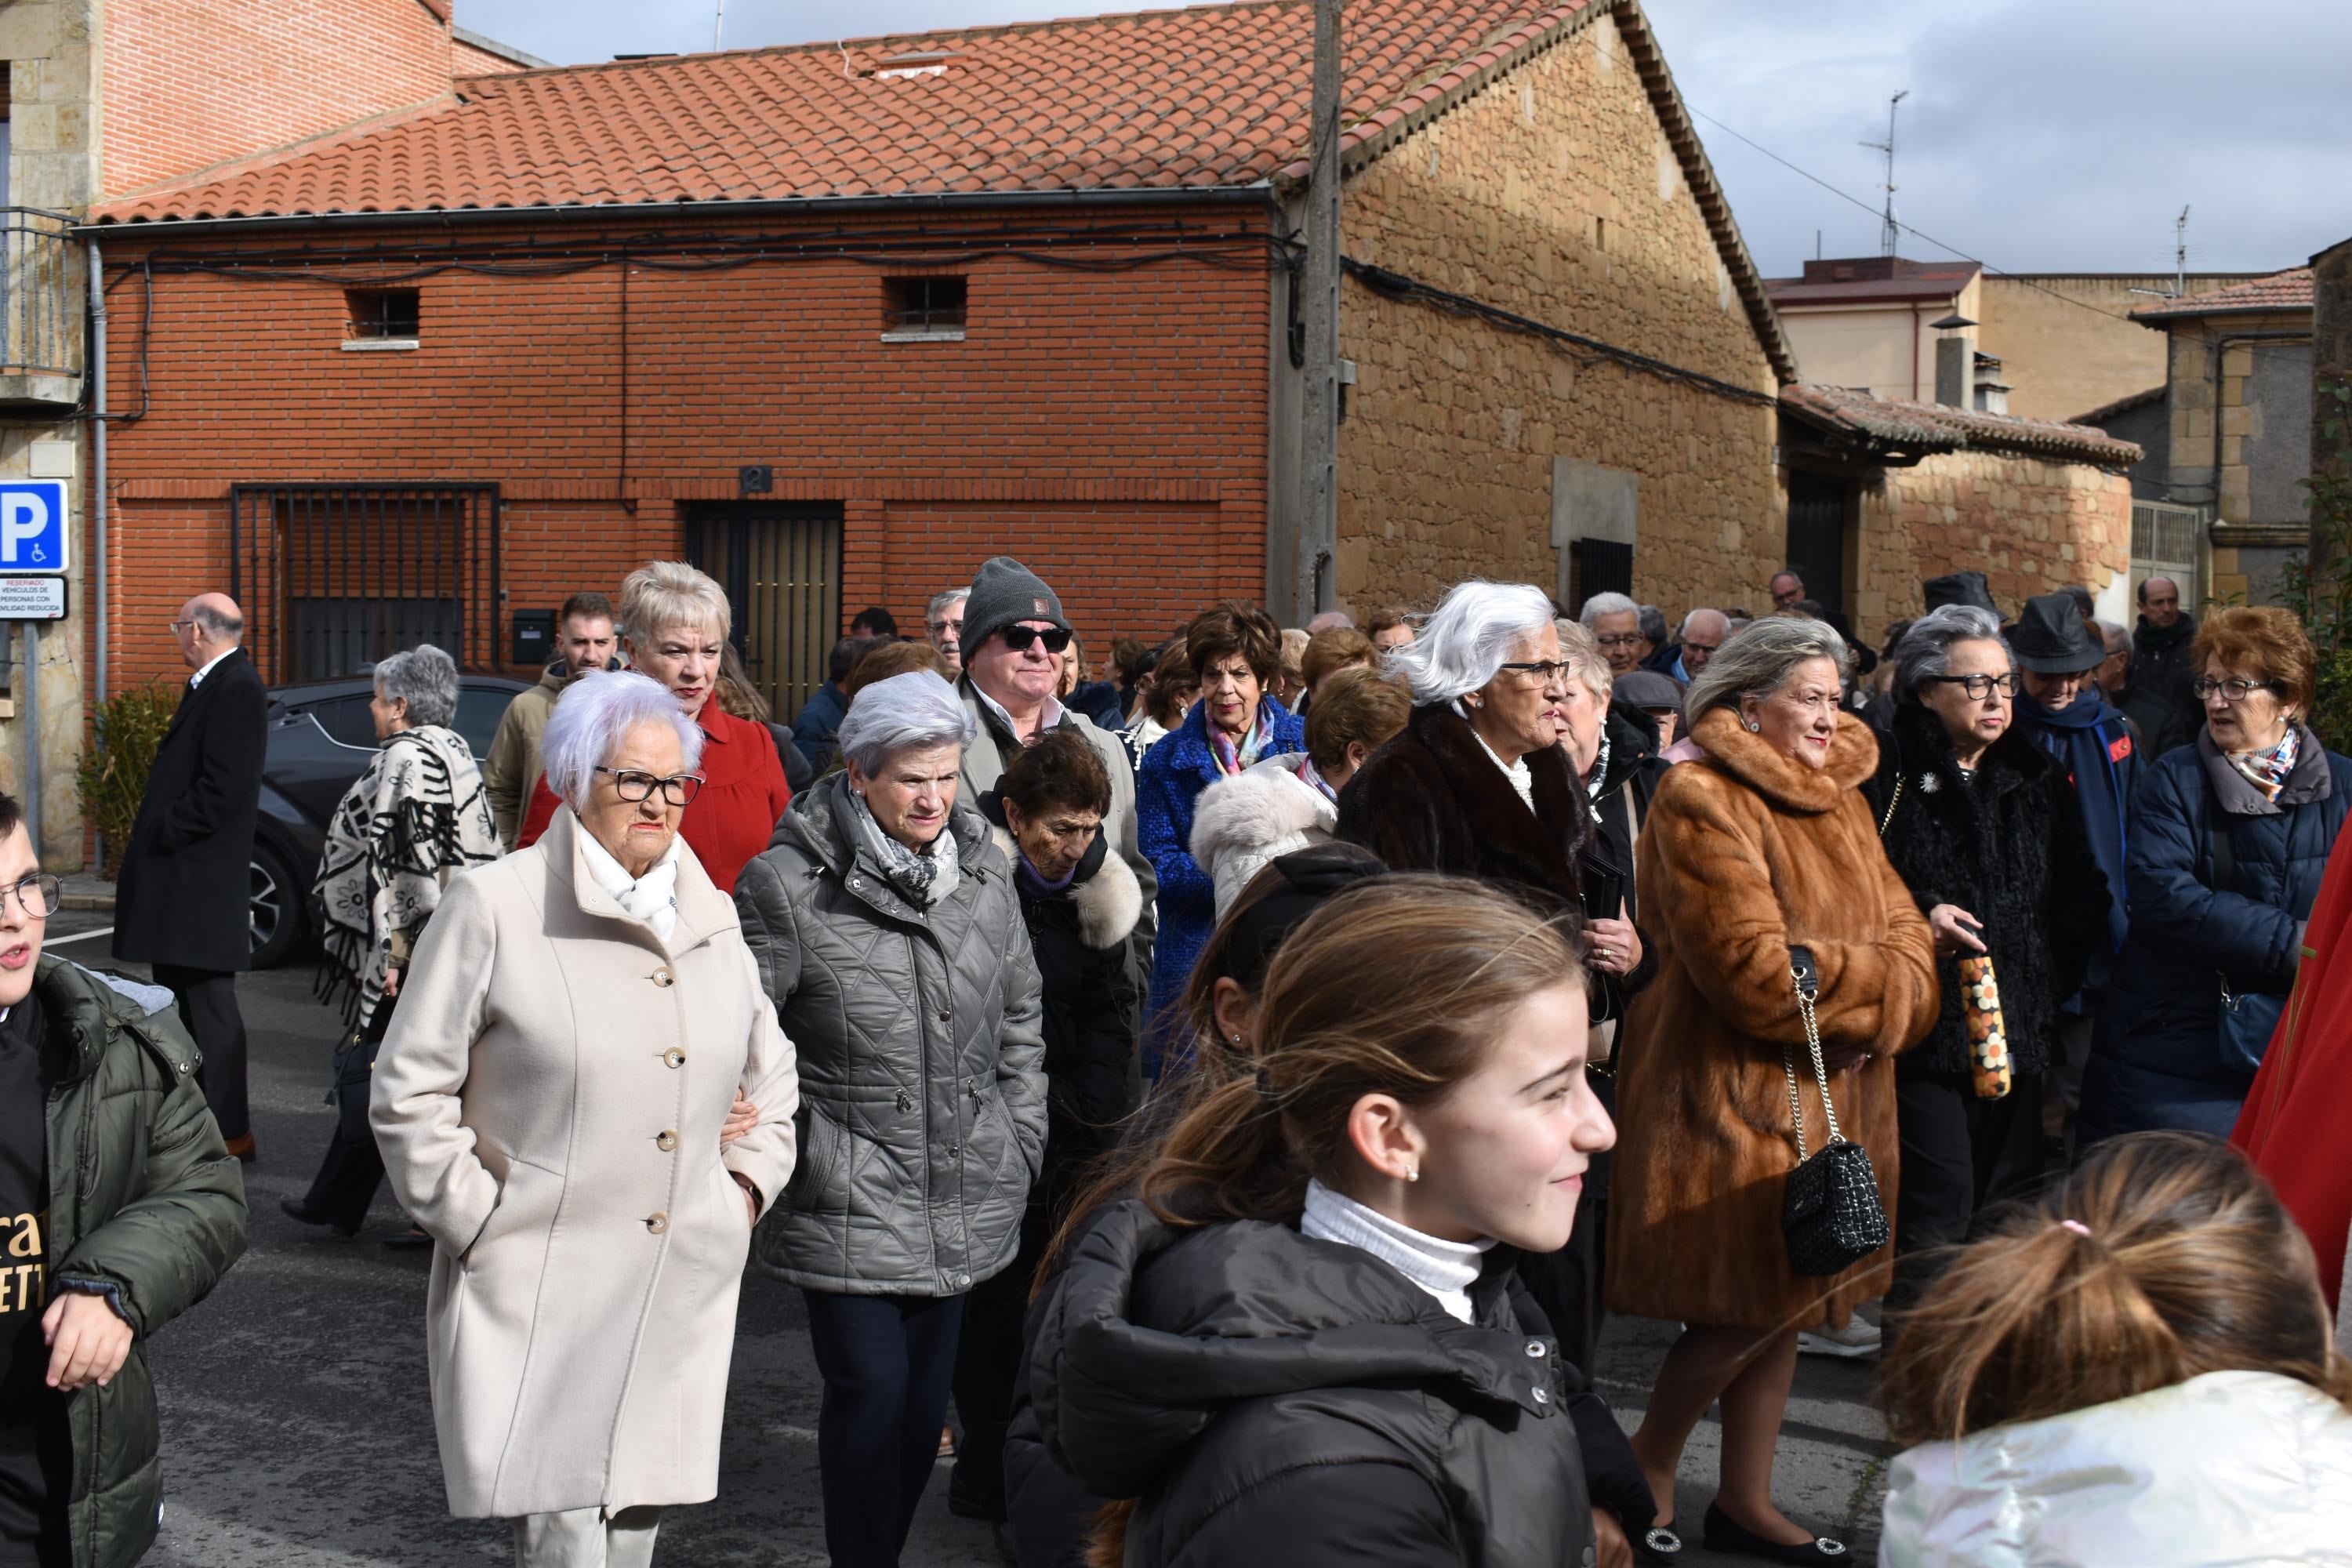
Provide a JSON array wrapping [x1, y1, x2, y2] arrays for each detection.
[[88, 237, 106, 706]]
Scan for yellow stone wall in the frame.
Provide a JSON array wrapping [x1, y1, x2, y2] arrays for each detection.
[[1333, 9, 1782, 618], [1850, 448, 2133, 628], [1976, 274, 2258, 423]]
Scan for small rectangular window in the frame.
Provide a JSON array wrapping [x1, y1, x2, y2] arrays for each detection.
[[881, 277, 967, 340], [345, 289, 421, 342]]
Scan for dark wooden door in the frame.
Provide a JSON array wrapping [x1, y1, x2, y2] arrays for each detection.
[[685, 503, 843, 722], [1784, 470, 1849, 618]]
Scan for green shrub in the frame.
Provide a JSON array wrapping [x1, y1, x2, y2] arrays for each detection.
[[77, 681, 179, 878], [2283, 375, 2352, 748]]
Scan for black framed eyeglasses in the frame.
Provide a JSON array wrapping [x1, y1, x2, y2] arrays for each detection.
[[1922, 673, 2020, 700], [0, 873, 60, 919], [1000, 626, 1071, 655], [2194, 677, 2274, 703], [1499, 659, 1575, 686], [595, 767, 706, 806]]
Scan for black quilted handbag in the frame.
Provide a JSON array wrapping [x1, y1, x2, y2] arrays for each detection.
[[1780, 946, 1889, 1277]]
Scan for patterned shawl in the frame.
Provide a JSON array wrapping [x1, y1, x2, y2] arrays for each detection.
[[314, 724, 503, 1027]]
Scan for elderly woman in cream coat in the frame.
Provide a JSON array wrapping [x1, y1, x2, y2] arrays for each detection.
[[373, 670, 800, 1568]]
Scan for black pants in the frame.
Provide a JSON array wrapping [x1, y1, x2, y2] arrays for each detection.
[[151, 964, 250, 1142], [298, 999, 394, 1234], [1515, 1069, 1612, 1377], [803, 1289, 966, 1568], [1891, 1066, 2047, 1314]]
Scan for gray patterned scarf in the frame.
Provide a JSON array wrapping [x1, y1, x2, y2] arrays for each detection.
[[849, 789, 961, 907]]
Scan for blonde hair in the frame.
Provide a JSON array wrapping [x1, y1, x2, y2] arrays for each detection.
[[619, 561, 731, 644], [1554, 619, 1611, 706], [1880, 1131, 2352, 1447]]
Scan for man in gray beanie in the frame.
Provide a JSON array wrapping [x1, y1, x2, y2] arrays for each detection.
[[956, 557, 1156, 960]]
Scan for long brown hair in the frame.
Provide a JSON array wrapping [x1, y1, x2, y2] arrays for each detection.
[[1079, 874, 1584, 1566], [1880, 1131, 2352, 1448]]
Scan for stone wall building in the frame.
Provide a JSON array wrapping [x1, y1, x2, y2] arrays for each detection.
[[2132, 267, 2315, 606], [1780, 385, 2140, 630]]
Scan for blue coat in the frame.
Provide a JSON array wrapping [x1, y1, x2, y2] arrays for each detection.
[[1136, 697, 1305, 1074], [2082, 728, 2352, 1142]]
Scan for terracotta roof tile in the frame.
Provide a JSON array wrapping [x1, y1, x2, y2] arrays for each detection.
[[1781, 383, 2143, 468], [2129, 267, 2313, 322], [100, 0, 1596, 223]]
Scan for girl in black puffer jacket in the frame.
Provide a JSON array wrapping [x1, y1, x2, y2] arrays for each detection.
[[1029, 875, 1628, 1568], [1864, 608, 2112, 1312]]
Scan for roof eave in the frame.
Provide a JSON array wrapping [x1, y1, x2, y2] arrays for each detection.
[[80, 182, 1283, 239]]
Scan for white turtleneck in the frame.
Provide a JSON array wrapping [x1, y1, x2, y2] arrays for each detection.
[[1300, 1178, 1495, 1323], [578, 829, 682, 941]]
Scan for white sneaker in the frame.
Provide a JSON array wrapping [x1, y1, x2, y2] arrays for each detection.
[[1797, 1317, 1882, 1358]]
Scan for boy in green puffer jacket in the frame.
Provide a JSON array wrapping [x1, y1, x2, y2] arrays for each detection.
[[0, 792, 247, 1567]]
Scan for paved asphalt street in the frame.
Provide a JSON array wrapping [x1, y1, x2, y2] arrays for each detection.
[[46, 909, 1896, 1566]]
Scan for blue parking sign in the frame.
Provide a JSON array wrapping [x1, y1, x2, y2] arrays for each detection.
[[0, 483, 66, 573]]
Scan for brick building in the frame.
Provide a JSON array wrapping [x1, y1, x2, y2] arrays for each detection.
[[84, 0, 1812, 725], [0, 0, 537, 865]]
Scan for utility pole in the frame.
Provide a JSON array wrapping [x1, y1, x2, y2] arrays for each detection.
[[1295, 0, 1342, 620], [1860, 89, 1908, 258], [2174, 205, 2190, 298]]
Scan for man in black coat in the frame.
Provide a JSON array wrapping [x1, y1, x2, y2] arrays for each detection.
[[2125, 575, 2201, 757], [112, 593, 267, 1160]]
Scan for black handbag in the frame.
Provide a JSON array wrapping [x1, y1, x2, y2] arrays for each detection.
[[326, 990, 397, 1146], [1779, 947, 1890, 1277]]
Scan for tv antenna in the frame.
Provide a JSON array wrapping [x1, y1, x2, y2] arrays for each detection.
[[2130, 207, 2193, 299], [1860, 89, 1909, 257], [714, 0, 725, 50]]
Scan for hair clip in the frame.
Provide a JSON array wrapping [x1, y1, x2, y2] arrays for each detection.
[[2059, 1219, 2092, 1239]]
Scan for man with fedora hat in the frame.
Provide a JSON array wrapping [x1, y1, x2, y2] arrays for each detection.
[[2009, 590, 2147, 1160]]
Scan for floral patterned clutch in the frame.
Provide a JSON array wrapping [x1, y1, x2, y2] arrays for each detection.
[[1960, 954, 2011, 1099]]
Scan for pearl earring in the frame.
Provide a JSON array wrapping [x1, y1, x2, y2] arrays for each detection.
[[1404, 1167, 1420, 1183]]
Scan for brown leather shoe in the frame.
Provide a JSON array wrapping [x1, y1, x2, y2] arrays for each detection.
[[222, 1133, 257, 1163]]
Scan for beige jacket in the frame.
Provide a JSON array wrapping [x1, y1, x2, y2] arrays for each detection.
[[372, 807, 799, 1519], [482, 663, 565, 849]]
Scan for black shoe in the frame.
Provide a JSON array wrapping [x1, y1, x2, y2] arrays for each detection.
[[279, 1197, 361, 1238], [1634, 1521, 1683, 1566], [1702, 1501, 1849, 1563], [382, 1226, 434, 1251], [946, 1467, 1006, 1523]]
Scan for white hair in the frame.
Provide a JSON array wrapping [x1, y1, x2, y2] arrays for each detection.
[[372, 644, 459, 730], [1382, 580, 1556, 706], [1578, 591, 1640, 627], [1891, 605, 2010, 703], [1678, 607, 1728, 640], [539, 670, 703, 806], [836, 670, 976, 775], [927, 587, 970, 621]]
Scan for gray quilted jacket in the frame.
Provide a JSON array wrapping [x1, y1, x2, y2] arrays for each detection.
[[733, 771, 1047, 1296]]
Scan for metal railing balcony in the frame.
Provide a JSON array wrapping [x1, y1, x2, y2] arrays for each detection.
[[0, 208, 82, 387]]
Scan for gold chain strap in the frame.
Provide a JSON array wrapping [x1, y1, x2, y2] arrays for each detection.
[[1783, 969, 1846, 1162], [1878, 773, 1904, 838]]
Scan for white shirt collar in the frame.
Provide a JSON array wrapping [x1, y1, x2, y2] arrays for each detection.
[[188, 647, 238, 688], [1299, 1178, 1494, 1323], [1454, 707, 1535, 811], [972, 678, 1062, 742]]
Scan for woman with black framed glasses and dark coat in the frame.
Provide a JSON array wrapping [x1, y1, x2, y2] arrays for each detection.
[[1862, 607, 2110, 1312], [2081, 606, 2352, 1145]]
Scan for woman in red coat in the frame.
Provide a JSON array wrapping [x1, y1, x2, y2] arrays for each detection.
[[518, 562, 789, 895], [2233, 814, 2352, 1315]]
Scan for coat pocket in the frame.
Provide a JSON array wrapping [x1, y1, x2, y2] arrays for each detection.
[[786, 1102, 844, 1211]]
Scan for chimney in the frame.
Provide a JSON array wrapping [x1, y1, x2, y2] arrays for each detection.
[[1929, 313, 1976, 409]]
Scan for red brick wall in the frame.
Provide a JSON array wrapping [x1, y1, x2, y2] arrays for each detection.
[[91, 209, 1272, 694], [104, 0, 455, 198]]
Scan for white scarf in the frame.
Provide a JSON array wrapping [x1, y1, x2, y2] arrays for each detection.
[[577, 826, 681, 941], [1453, 704, 1535, 812], [1301, 1178, 1495, 1323]]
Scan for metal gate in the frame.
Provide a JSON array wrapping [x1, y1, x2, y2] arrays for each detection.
[[1784, 470, 1849, 618], [2131, 499, 2204, 611], [230, 484, 502, 683], [1566, 538, 1633, 612], [685, 503, 843, 723]]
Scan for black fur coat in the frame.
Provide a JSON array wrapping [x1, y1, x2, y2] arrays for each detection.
[[1862, 702, 2113, 1076]]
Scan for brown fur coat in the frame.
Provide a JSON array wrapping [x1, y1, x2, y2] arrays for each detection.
[[1605, 708, 1938, 1330]]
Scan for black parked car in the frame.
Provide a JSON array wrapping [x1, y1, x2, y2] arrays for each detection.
[[250, 673, 528, 968]]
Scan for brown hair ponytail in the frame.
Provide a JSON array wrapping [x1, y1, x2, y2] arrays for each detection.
[[1880, 1131, 2352, 1447]]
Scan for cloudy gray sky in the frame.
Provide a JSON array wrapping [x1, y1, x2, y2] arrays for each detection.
[[462, 0, 2350, 277]]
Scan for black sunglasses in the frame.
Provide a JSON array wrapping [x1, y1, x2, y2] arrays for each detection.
[[1000, 626, 1072, 655]]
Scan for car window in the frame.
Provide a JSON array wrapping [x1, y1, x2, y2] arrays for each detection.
[[455, 686, 514, 760], [303, 695, 376, 749]]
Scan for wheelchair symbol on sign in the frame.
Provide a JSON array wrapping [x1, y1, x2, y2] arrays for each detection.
[[0, 486, 64, 572]]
